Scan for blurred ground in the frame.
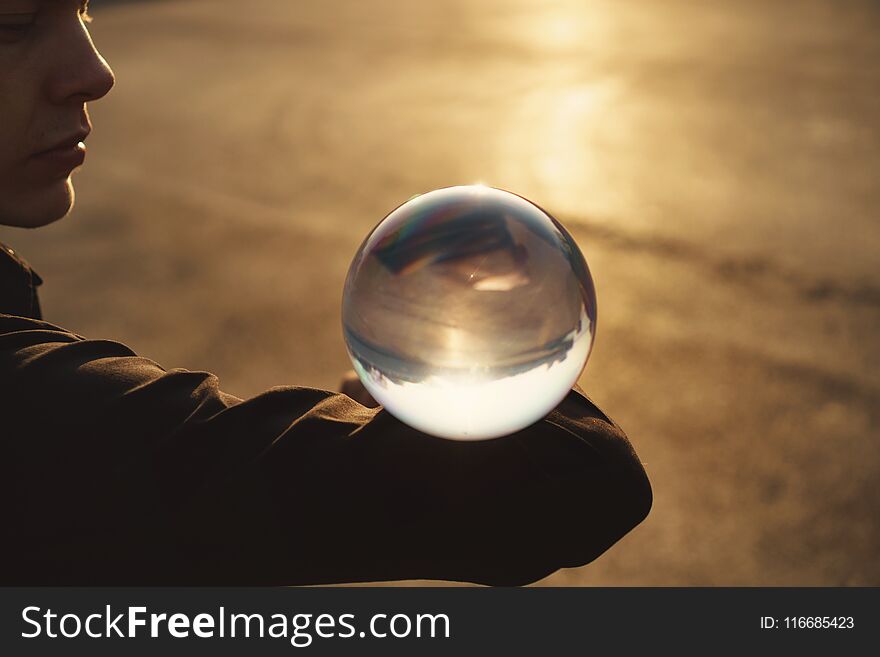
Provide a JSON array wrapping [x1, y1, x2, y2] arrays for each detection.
[[2, 0, 878, 585]]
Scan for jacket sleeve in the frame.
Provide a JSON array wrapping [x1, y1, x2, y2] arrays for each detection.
[[0, 313, 651, 585]]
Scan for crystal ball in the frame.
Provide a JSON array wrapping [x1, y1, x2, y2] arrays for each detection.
[[342, 185, 597, 440]]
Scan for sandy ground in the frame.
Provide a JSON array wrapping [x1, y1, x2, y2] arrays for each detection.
[[2, 0, 878, 585]]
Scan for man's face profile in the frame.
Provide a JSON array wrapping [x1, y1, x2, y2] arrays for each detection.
[[0, 0, 113, 228]]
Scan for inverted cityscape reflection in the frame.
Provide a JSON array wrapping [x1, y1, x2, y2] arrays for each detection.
[[342, 185, 597, 439]]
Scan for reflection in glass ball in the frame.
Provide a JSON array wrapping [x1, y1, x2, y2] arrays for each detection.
[[342, 185, 597, 440]]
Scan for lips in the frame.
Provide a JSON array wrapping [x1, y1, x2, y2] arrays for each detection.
[[30, 131, 90, 174], [37, 129, 91, 154]]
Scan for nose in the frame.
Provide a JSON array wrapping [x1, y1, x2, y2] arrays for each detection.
[[45, 18, 115, 105]]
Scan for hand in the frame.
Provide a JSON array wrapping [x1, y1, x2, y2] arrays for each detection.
[[282, 386, 651, 586], [339, 370, 380, 408]]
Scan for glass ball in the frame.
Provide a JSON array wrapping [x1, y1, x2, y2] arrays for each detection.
[[342, 185, 597, 440]]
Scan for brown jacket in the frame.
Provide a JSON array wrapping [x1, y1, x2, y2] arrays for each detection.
[[0, 242, 651, 585]]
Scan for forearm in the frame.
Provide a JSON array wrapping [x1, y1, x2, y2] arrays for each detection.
[[1, 314, 651, 585]]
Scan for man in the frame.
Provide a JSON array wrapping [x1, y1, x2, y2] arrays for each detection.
[[0, 0, 651, 585]]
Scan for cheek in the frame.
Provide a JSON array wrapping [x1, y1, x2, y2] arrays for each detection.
[[0, 74, 33, 177], [0, 127, 24, 204]]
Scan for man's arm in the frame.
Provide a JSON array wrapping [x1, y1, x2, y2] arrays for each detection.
[[0, 313, 651, 585]]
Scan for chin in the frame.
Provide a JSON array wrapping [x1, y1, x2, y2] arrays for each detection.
[[0, 178, 75, 228]]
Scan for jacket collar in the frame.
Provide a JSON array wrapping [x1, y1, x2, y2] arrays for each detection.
[[0, 241, 43, 319]]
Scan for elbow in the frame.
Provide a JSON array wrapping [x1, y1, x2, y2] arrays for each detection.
[[621, 457, 653, 535], [598, 424, 653, 550], [558, 420, 654, 570]]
